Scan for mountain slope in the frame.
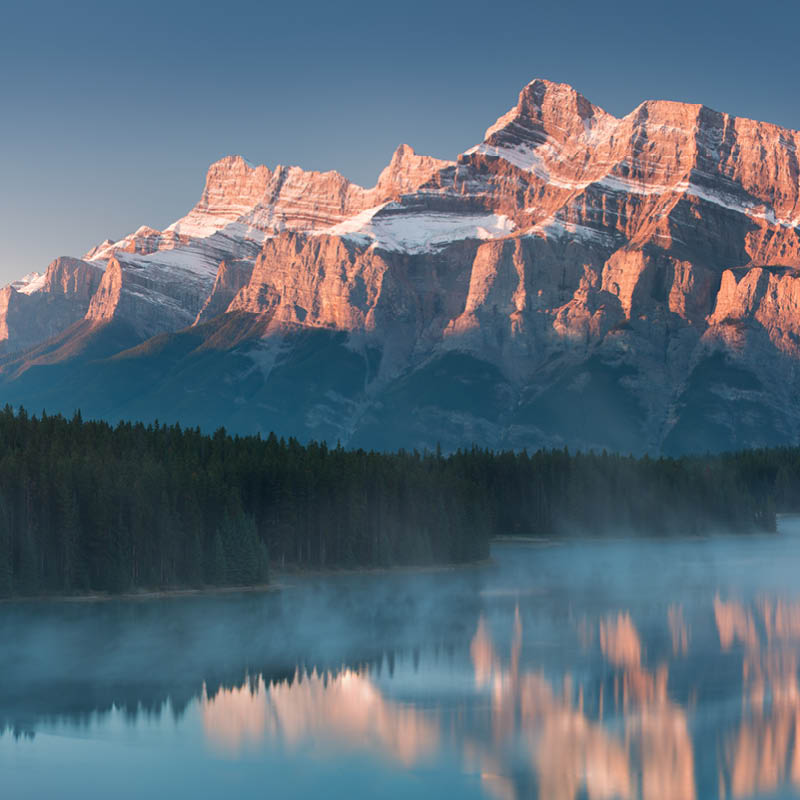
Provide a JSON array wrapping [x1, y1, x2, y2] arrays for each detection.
[[3, 78, 800, 454]]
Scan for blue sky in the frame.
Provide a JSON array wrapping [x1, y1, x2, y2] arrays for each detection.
[[1, 0, 798, 283]]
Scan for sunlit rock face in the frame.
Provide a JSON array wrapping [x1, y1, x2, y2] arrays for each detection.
[[0, 257, 103, 354], [4, 78, 800, 452]]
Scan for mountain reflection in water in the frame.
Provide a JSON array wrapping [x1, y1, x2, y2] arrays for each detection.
[[716, 596, 800, 798], [6, 528, 800, 799], [202, 670, 440, 764], [198, 598, 800, 799]]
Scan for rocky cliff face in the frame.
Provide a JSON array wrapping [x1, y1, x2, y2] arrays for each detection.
[[0, 257, 103, 355], [4, 78, 800, 454]]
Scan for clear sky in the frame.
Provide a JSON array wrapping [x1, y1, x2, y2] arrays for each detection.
[[1, 0, 798, 283]]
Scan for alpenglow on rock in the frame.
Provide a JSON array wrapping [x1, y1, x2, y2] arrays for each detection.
[[3, 78, 800, 455]]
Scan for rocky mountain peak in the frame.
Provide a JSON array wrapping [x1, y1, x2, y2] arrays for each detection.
[[483, 78, 611, 145], [83, 239, 115, 260], [166, 155, 273, 239], [517, 78, 602, 120], [42, 257, 103, 296], [5, 78, 800, 454], [374, 143, 454, 199]]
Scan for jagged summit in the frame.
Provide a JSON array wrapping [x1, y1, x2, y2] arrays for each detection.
[[3, 78, 800, 454], [482, 78, 608, 140]]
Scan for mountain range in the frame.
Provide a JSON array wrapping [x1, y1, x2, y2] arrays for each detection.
[[4, 78, 800, 454]]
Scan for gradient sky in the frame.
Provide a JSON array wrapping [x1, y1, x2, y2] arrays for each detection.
[[2, 0, 798, 283]]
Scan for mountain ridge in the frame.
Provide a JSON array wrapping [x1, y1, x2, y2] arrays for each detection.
[[3, 78, 800, 454]]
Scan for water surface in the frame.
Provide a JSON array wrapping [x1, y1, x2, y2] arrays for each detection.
[[4, 519, 800, 799]]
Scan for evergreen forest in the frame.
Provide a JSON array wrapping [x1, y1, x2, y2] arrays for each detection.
[[0, 406, 794, 597]]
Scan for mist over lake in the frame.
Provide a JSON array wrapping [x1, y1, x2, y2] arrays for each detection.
[[5, 520, 800, 799]]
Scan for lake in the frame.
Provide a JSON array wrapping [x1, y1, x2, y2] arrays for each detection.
[[4, 518, 800, 799]]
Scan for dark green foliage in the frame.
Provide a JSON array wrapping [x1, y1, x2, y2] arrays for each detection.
[[0, 405, 789, 597], [206, 533, 227, 586], [0, 495, 12, 598], [219, 506, 268, 586]]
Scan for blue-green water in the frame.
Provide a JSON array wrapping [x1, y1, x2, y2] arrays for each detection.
[[5, 519, 800, 799]]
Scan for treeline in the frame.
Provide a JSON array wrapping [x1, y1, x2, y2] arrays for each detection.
[[0, 406, 793, 596], [0, 408, 488, 596], [467, 447, 780, 537]]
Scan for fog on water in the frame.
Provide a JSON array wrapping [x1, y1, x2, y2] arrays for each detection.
[[5, 519, 800, 799]]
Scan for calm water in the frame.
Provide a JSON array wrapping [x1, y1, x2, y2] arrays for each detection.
[[5, 520, 800, 799]]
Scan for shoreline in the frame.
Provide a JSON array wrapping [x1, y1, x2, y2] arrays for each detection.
[[274, 557, 492, 581], [0, 558, 493, 605], [0, 582, 281, 605], [10, 517, 798, 604]]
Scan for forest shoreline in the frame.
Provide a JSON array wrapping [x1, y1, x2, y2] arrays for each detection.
[[6, 514, 799, 604], [0, 408, 785, 599], [0, 582, 278, 605], [0, 557, 494, 604]]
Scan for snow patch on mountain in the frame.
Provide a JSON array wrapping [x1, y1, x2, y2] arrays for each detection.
[[528, 218, 617, 246], [166, 212, 243, 240], [465, 142, 555, 181], [12, 272, 46, 294], [124, 247, 221, 277], [319, 204, 516, 253]]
